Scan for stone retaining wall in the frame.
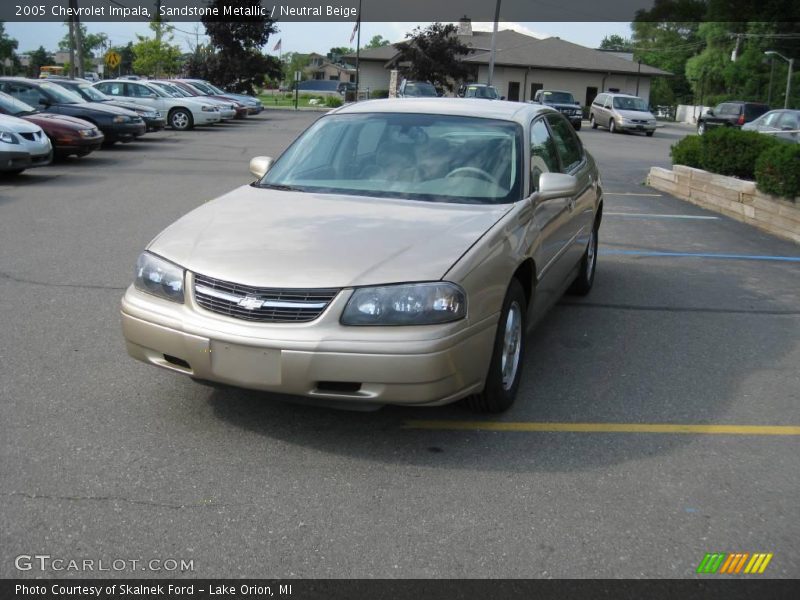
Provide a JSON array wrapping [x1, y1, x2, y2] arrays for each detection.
[[647, 165, 800, 244]]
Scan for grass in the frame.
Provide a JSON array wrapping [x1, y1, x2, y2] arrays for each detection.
[[257, 91, 333, 109]]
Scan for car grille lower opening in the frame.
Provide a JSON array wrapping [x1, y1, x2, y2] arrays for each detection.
[[193, 273, 339, 323], [316, 381, 362, 394], [163, 354, 191, 370]]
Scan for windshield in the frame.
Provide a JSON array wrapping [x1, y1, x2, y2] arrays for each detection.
[[403, 83, 437, 97], [71, 83, 108, 102], [541, 91, 575, 104], [465, 86, 499, 99], [187, 81, 213, 94], [260, 113, 523, 205], [39, 82, 85, 104], [613, 96, 648, 111], [0, 91, 36, 115], [150, 83, 184, 98], [204, 82, 226, 95]]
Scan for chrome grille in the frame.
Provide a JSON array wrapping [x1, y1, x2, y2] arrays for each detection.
[[193, 273, 339, 322]]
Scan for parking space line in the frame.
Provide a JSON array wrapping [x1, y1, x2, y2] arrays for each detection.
[[404, 421, 800, 436], [606, 212, 719, 220], [600, 250, 800, 262]]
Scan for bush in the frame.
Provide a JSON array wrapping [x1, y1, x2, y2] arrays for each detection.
[[670, 135, 703, 168], [755, 143, 800, 200], [370, 89, 390, 99], [325, 95, 343, 108], [699, 127, 780, 180]]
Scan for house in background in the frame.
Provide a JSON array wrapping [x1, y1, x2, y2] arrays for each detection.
[[307, 52, 356, 83], [350, 18, 669, 105]]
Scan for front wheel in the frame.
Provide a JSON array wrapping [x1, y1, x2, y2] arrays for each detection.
[[466, 279, 527, 413], [169, 109, 194, 131], [609, 119, 617, 133], [573, 121, 582, 131], [568, 226, 598, 296], [646, 130, 654, 137]]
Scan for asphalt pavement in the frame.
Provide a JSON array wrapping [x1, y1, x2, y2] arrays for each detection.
[[1, 114, 798, 579]]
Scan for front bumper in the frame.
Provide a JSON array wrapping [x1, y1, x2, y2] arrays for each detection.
[[0, 149, 33, 171], [618, 121, 656, 133], [53, 134, 104, 156], [143, 116, 166, 131], [195, 112, 222, 125], [121, 282, 495, 407], [102, 121, 147, 142]]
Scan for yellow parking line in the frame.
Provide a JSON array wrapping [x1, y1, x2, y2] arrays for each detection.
[[403, 421, 800, 436]]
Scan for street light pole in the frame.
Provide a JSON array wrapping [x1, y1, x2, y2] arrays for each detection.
[[487, 0, 501, 88], [765, 50, 794, 109]]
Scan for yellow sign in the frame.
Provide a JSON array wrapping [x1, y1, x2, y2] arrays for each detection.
[[105, 51, 121, 69]]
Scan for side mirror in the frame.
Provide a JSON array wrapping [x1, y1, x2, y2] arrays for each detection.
[[536, 172, 578, 202], [706, 108, 715, 116], [148, 93, 157, 99], [500, 96, 506, 101], [249, 156, 273, 179]]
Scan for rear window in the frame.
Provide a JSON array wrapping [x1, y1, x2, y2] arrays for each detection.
[[744, 104, 769, 119]]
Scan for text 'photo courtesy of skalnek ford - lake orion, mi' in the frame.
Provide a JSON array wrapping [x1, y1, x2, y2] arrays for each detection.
[[1, 1, 799, 599]]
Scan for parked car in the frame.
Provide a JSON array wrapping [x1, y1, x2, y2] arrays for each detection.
[[337, 81, 357, 96], [146, 80, 237, 122], [53, 79, 166, 132], [0, 113, 53, 175], [0, 91, 103, 158], [696, 101, 770, 135], [457, 83, 502, 101], [741, 109, 800, 143], [120, 99, 602, 413], [589, 92, 657, 136], [180, 80, 263, 114], [161, 80, 247, 120], [94, 79, 222, 130], [82, 72, 100, 83], [397, 80, 438, 98], [0, 77, 145, 144], [531, 89, 582, 130]]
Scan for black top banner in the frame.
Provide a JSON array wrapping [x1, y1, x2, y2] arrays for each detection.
[[3, 0, 800, 22]]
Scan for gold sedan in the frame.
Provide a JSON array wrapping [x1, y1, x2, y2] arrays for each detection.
[[121, 99, 603, 412]]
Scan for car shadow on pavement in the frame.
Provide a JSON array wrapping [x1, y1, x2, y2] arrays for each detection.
[[204, 258, 798, 473]]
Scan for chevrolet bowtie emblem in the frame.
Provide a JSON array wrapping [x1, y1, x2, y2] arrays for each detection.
[[238, 296, 264, 310]]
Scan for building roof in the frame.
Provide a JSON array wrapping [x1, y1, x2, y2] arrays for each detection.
[[349, 29, 670, 77]]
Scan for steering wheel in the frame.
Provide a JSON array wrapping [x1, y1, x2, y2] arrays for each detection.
[[445, 166, 498, 185]]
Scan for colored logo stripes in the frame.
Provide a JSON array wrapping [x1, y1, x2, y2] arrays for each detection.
[[697, 552, 773, 574]]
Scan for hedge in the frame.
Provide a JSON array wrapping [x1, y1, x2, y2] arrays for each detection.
[[755, 143, 800, 199], [325, 95, 343, 108], [670, 129, 799, 201]]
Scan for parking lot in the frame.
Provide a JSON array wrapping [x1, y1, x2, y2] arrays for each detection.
[[1, 113, 798, 578]]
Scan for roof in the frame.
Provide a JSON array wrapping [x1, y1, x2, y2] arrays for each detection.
[[349, 30, 670, 77], [333, 97, 554, 125]]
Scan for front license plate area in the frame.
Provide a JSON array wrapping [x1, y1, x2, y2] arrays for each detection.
[[211, 342, 281, 386]]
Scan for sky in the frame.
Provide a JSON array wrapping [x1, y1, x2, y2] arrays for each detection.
[[6, 20, 633, 55]]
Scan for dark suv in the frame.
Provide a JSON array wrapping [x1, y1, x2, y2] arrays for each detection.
[[697, 101, 770, 135], [532, 89, 583, 130]]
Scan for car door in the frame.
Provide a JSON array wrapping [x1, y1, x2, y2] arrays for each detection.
[[545, 113, 595, 274], [96, 81, 131, 101], [528, 117, 572, 303], [590, 93, 606, 124], [125, 83, 162, 110], [776, 111, 800, 143]]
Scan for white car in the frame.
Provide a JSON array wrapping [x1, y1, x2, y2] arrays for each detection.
[[93, 80, 221, 130], [148, 80, 238, 121], [0, 113, 52, 175]]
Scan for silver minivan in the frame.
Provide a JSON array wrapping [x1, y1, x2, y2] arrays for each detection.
[[589, 92, 657, 136]]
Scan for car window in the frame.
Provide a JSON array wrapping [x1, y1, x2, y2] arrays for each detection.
[[530, 118, 559, 192], [99, 82, 125, 96], [593, 94, 606, 107], [778, 112, 799, 130], [744, 104, 769, 120], [126, 83, 150, 98], [546, 114, 583, 173], [542, 91, 575, 104], [718, 103, 739, 116], [3, 82, 41, 106], [603, 96, 613, 108], [760, 112, 780, 127]]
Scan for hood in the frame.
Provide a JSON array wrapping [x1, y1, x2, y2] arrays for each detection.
[[22, 112, 95, 131], [60, 101, 138, 116], [103, 100, 153, 113], [0, 113, 41, 133], [148, 185, 511, 289], [545, 102, 580, 110], [616, 109, 655, 120]]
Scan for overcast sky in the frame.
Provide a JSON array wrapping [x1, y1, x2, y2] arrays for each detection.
[[7, 21, 633, 54]]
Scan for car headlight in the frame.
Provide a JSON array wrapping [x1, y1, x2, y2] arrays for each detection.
[[341, 282, 466, 326], [201, 105, 216, 112], [0, 131, 19, 144], [134, 252, 185, 303], [113, 115, 130, 123], [78, 128, 96, 138], [143, 111, 156, 118]]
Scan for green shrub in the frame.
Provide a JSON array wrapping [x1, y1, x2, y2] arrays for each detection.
[[370, 89, 389, 99], [699, 127, 780, 180], [325, 95, 343, 108], [670, 135, 703, 168], [755, 143, 800, 200]]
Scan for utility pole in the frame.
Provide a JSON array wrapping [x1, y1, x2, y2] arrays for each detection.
[[68, 17, 76, 78], [155, 0, 162, 77], [355, 0, 362, 101], [764, 51, 795, 109], [69, 0, 84, 78], [487, 0, 501, 87]]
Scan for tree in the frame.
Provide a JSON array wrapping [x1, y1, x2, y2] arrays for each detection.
[[327, 46, 354, 62], [0, 22, 19, 74], [24, 46, 55, 78], [395, 23, 471, 91], [365, 35, 390, 49], [59, 23, 108, 72], [132, 22, 184, 77], [599, 34, 633, 52], [199, 0, 282, 93], [280, 51, 311, 83]]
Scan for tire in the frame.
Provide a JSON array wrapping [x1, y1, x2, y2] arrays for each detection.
[[646, 131, 654, 137], [568, 225, 598, 296], [697, 122, 705, 135], [466, 279, 527, 413], [169, 108, 194, 131], [609, 119, 617, 133], [590, 114, 597, 129], [573, 122, 582, 131], [3, 168, 25, 176]]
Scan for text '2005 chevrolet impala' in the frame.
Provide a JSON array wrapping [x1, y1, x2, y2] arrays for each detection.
[[121, 99, 603, 412]]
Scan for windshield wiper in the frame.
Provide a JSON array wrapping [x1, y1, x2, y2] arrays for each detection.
[[259, 183, 304, 191]]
